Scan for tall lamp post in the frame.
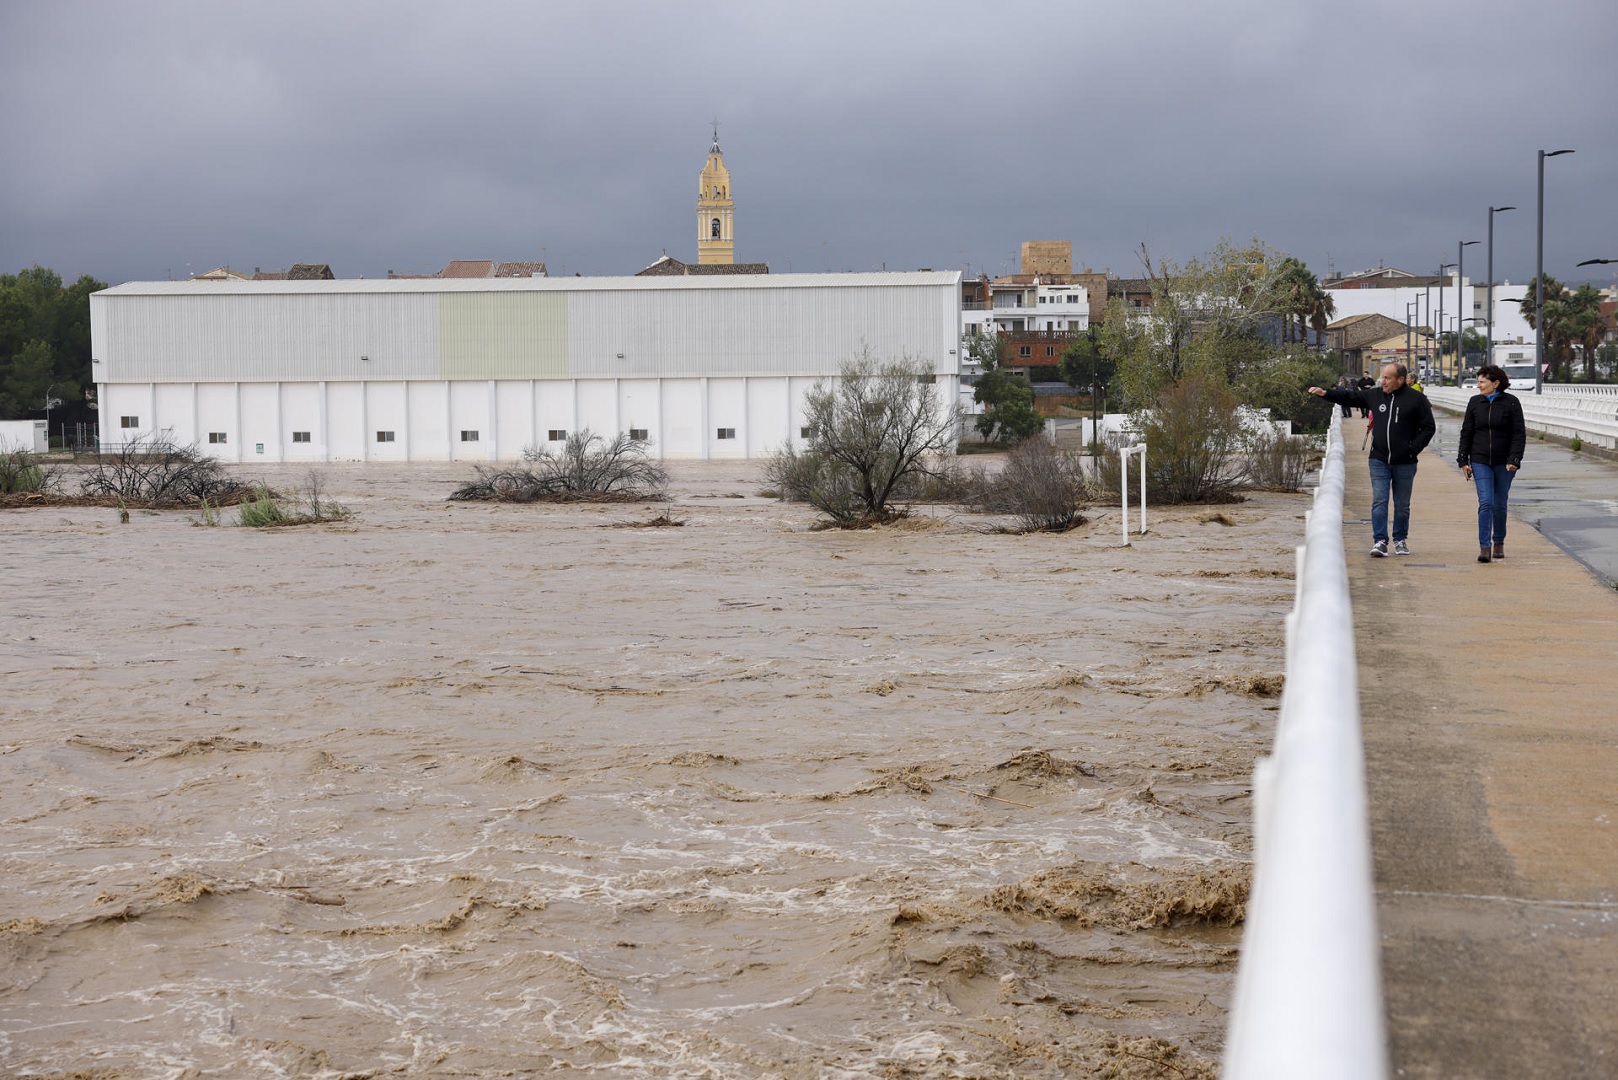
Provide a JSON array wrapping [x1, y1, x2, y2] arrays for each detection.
[[44, 384, 59, 452], [1438, 262, 1456, 380], [1487, 205, 1516, 362], [1458, 240, 1479, 378], [1535, 149, 1575, 394]]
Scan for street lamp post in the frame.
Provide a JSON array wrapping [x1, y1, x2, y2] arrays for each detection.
[[1438, 262, 1456, 380], [1487, 205, 1516, 363], [43, 383, 61, 453], [1458, 240, 1479, 378], [1535, 149, 1575, 394]]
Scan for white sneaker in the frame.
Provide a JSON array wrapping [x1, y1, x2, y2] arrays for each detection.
[[1393, 540, 1410, 556], [1371, 540, 1388, 557]]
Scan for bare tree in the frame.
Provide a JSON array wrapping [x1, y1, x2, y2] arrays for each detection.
[[452, 430, 668, 502], [980, 437, 1091, 532], [766, 352, 958, 524], [80, 436, 251, 506]]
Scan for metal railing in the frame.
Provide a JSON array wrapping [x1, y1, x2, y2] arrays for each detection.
[[1223, 410, 1388, 1079]]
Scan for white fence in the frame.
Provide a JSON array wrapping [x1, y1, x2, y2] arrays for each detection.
[[1426, 385, 1618, 449], [1223, 410, 1388, 1079]]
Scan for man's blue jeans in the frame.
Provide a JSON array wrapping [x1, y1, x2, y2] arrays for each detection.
[[1471, 462, 1516, 546], [1367, 458, 1417, 544]]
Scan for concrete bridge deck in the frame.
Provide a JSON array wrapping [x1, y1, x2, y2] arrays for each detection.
[[1341, 450, 1618, 1078]]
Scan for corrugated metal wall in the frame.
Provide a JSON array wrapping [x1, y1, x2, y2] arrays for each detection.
[[93, 274, 960, 383], [90, 274, 962, 461]]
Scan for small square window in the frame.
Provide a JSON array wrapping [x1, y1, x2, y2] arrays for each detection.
[[716, 427, 736, 440], [1018, 345, 1032, 358], [207, 432, 227, 444], [120, 416, 140, 429], [629, 428, 649, 441], [800, 426, 813, 439], [547, 429, 567, 442], [292, 431, 311, 443], [460, 430, 479, 442], [1046, 346, 1056, 357], [916, 374, 936, 385], [376, 430, 395, 443]]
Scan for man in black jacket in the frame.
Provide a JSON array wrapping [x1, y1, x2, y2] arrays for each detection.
[[1308, 363, 1437, 557]]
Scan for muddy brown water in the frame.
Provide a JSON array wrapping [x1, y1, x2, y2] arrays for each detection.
[[0, 461, 1302, 1078]]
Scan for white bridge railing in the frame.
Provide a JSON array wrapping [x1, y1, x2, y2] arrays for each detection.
[[1426, 384, 1618, 449], [1223, 410, 1388, 1079]]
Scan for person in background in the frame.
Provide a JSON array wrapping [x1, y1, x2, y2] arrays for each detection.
[[1335, 375, 1354, 417], [1457, 363, 1527, 564], [1308, 363, 1437, 557], [1355, 371, 1375, 416]]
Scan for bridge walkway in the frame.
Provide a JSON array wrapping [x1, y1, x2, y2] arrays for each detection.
[[1341, 450, 1618, 1078]]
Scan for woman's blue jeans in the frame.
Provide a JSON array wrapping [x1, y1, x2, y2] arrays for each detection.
[[1472, 462, 1516, 546], [1368, 458, 1417, 544]]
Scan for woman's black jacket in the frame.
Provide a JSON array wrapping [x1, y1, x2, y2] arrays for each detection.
[[1456, 391, 1527, 469]]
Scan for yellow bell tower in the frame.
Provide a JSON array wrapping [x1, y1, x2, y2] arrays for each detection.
[[697, 127, 734, 265]]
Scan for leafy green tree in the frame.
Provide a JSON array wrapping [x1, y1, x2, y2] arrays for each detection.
[[0, 266, 106, 425], [1060, 327, 1116, 442], [968, 330, 1043, 442], [2, 340, 56, 419]]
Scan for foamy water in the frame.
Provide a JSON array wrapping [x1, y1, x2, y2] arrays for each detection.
[[0, 461, 1299, 1077]]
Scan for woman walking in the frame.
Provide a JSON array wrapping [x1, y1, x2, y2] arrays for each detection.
[[1457, 364, 1527, 563]]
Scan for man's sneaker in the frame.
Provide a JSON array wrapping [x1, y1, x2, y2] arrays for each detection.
[[1370, 540, 1389, 557], [1393, 540, 1410, 556]]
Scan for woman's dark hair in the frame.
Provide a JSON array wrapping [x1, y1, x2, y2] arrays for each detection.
[[1476, 363, 1509, 389]]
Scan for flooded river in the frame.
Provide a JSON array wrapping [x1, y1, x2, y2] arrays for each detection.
[[0, 462, 1302, 1077]]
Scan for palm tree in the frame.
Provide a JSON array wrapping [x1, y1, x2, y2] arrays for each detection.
[[1566, 283, 1608, 380], [1270, 257, 1334, 346], [1518, 274, 1573, 380]]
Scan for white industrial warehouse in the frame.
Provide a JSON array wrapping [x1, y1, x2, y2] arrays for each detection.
[[89, 272, 962, 462]]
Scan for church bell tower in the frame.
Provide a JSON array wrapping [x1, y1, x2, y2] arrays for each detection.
[[697, 128, 734, 265]]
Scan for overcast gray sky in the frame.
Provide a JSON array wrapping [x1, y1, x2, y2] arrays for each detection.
[[3, 0, 1614, 288]]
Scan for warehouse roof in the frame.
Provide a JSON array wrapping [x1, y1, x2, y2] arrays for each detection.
[[96, 271, 962, 297]]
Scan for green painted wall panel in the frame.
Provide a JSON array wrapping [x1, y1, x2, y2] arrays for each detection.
[[438, 292, 569, 378]]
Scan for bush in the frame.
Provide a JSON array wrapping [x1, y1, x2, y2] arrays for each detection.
[[80, 437, 251, 507], [980, 437, 1091, 532], [1129, 375, 1248, 503], [1245, 427, 1320, 491], [764, 353, 958, 524], [0, 446, 53, 494], [235, 472, 352, 528], [451, 430, 668, 502], [237, 485, 289, 527]]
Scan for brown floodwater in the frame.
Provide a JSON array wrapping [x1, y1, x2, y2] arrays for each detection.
[[0, 460, 1302, 1078]]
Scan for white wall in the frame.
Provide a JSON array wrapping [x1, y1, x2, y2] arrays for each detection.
[[0, 420, 48, 453], [96, 375, 961, 462]]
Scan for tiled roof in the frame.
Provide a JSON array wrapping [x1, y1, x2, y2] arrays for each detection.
[[439, 260, 496, 278], [493, 262, 547, 277], [636, 255, 768, 276], [286, 263, 334, 280], [1108, 278, 1154, 295]]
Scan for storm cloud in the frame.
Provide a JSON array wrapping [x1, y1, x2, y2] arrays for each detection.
[[3, 0, 1614, 287]]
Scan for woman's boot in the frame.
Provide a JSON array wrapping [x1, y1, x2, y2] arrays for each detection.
[[1478, 546, 1492, 563], [1493, 542, 1504, 560]]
